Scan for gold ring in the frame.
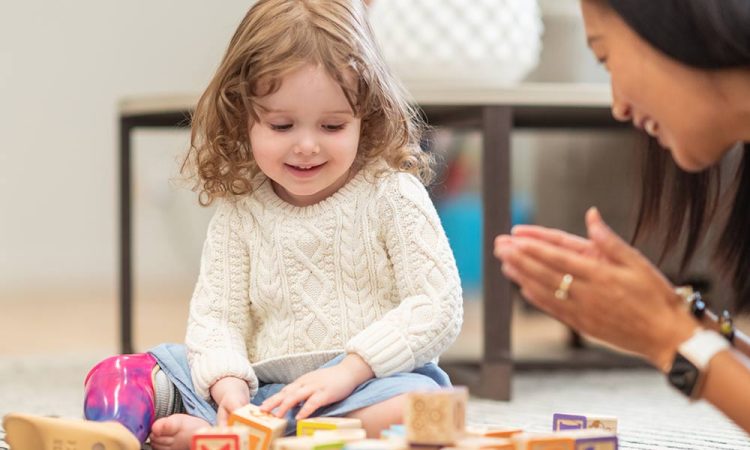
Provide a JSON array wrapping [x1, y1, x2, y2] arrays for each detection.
[[554, 274, 574, 300]]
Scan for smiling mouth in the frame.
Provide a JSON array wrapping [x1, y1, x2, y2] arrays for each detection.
[[286, 162, 325, 170]]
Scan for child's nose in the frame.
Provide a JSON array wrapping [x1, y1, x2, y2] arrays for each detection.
[[293, 134, 321, 155]]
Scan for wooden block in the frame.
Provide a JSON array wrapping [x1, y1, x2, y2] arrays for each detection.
[[272, 436, 346, 450], [191, 426, 252, 450], [312, 428, 367, 442], [514, 430, 617, 450], [464, 425, 523, 439], [296, 417, 362, 436], [342, 438, 405, 450], [405, 387, 468, 446], [451, 436, 514, 449], [512, 433, 575, 450], [229, 404, 288, 450], [552, 414, 617, 433]]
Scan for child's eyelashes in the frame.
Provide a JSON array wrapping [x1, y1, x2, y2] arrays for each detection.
[[267, 123, 347, 132]]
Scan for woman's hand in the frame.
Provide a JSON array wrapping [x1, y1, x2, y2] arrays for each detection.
[[210, 376, 251, 425], [494, 207, 698, 371], [259, 353, 374, 420]]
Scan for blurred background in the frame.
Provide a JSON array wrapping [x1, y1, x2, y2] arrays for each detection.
[[0, 0, 736, 361]]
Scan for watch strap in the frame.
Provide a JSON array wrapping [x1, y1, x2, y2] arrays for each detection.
[[678, 329, 730, 370]]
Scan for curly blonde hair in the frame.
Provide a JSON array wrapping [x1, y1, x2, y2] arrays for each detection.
[[183, 0, 433, 205]]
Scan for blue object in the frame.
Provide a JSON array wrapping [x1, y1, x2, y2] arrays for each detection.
[[437, 191, 534, 295]]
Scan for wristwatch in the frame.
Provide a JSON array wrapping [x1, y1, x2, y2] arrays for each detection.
[[667, 329, 729, 400]]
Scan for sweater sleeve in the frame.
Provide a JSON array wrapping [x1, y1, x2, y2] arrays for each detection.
[[345, 173, 464, 377], [185, 200, 258, 400]]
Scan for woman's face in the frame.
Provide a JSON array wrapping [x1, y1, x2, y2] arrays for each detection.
[[581, 0, 738, 172]]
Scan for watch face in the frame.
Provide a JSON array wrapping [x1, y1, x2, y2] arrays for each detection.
[[668, 353, 700, 397]]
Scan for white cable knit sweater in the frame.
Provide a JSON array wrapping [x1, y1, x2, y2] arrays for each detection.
[[186, 166, 464, 400]]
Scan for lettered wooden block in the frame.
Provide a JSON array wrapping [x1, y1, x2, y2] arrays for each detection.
[[464, 425, 523, 439], [514, 430, 617, 450], [552, 413, 617, 433], [272, 436, 346, 450], [191, 426, 252, 450], [229, 404, 288, 450], [451, 436, 514, 449], [405, 387, 468, 446], [296, 417, 362, 436], [343, 438, 406, 450], [512, 433, 574, 450], [312, 428, 367, 442]]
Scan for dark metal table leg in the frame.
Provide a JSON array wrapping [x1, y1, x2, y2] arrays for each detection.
[[478, 105, 513, 400], [119, 118, 133, 354]]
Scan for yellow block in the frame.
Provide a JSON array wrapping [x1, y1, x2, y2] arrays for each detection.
[[296, 418, 362, 437]]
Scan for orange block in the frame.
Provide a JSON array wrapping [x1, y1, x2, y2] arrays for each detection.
[[229, 404, 288, 450]]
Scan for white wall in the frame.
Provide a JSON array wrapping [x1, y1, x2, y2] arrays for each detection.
[[0, 0, 605, 303], [0, 1, 255, 295]]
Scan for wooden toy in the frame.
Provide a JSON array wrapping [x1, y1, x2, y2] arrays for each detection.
[[297, 417, 362, 436], [342, 438, 406, 450], [312, 428, 367, 442], [513, 430, 617, 450], [272, 435, 346, 450], [464, 425, 523, 439], [450, 436, 514, 449], [552, 413, 618, 433], [191, 426, 252, 450], [405, 387, 468, 446], [229, 404, 288, 450]]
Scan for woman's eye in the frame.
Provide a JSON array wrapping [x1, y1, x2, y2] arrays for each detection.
[[323, 124, 345, 131], [270, 123, 292, 131]]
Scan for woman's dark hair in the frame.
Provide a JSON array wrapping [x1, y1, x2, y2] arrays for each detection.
[[614, 0, 750, 312], [608, 0, 750, 69]]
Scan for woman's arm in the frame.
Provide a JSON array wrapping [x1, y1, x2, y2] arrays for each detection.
[[699, 350, 750, 432], [495, 207, 750, 433]]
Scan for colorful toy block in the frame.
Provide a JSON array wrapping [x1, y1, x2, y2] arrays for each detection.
[[312, 429, 367, 442], [343, 438, 406, 450], [451, 436, 514, 449], [272, 436, 346, 450], [297, 417, 363, 436], [191, 426, 252, 450], [513, 430, 617, 450], [405, 387, 468, 446], [229, 404, 288, 450], [464, 425, 523, 439], [552, 414, 617, 433]]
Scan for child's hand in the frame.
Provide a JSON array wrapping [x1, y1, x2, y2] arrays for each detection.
[[260, 353, 374, 420], [210, 376, 251, 425]]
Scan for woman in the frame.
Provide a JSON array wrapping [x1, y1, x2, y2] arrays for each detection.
[[494, 0, 750, 433]]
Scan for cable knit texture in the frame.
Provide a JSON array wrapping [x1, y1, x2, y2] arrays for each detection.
[[186, 164, 464, 400]]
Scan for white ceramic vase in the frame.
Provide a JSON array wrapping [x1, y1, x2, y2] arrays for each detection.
[[368, 0, 543, 88]]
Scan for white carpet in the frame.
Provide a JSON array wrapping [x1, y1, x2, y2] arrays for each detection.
[[1, 354, 748, 449]]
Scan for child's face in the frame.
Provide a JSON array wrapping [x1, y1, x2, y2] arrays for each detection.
[[582, 0, 738, 172], [249, 64, 361, 207]]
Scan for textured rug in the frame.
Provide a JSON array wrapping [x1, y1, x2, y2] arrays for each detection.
[[1, 354, 748, 449]]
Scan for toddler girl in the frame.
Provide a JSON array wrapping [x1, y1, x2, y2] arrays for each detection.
[[5, 1, 464, 450]]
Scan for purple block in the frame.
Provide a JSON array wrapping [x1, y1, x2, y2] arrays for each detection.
[[575, 435, 618, 450], [553, 413, 587, 431]]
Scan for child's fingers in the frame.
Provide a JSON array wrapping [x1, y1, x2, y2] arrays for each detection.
[[274, 386, 313, 418], [295, 391, 327, 420], [259, 392, 285, 413], [216, 406, 229, 426]]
